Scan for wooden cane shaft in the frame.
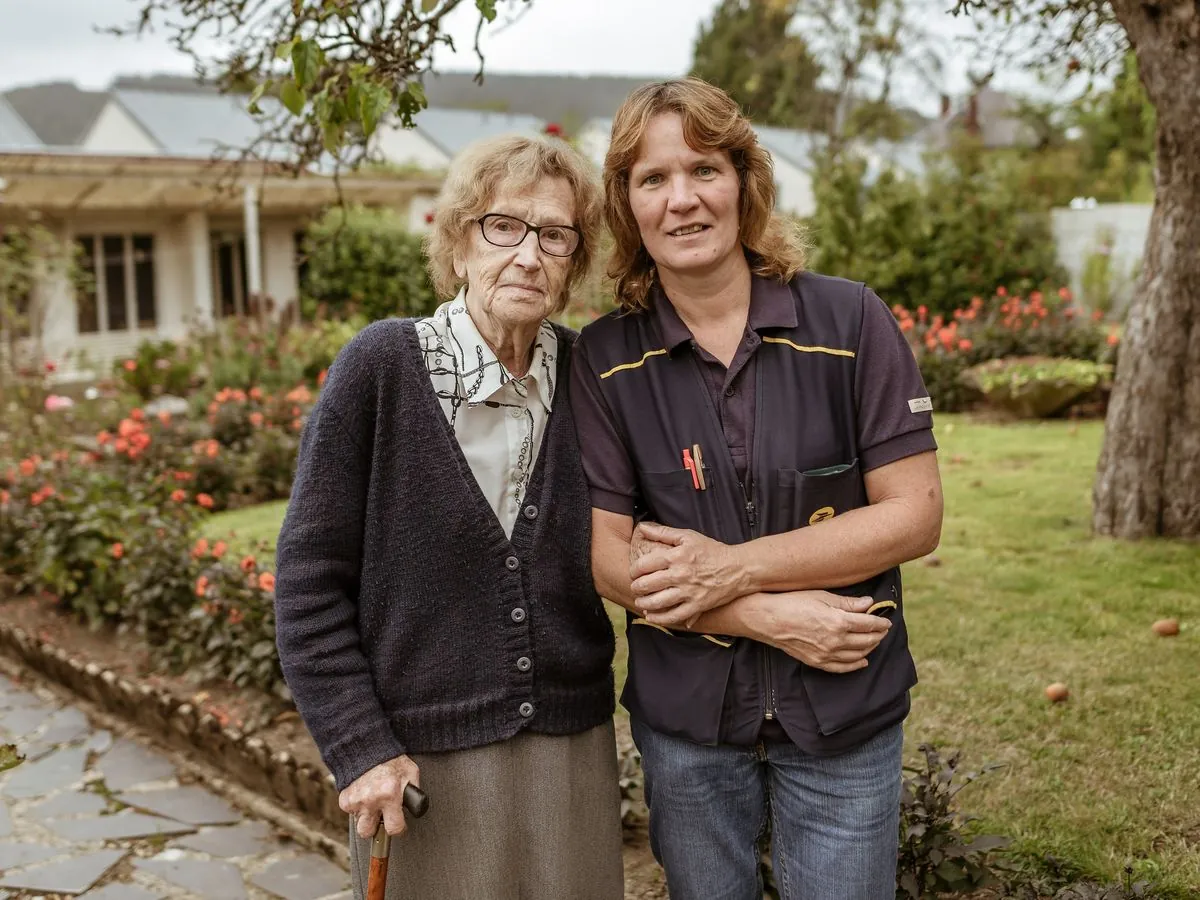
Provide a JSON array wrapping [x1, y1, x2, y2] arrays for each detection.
[[366, 855, 389, 900]]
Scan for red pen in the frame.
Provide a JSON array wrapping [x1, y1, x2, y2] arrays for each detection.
[[682, 448, 701, 490]]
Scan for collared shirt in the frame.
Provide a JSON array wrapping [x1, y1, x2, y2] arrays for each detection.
[[415, 293, 558, 538], [572, 277, 937, 517]]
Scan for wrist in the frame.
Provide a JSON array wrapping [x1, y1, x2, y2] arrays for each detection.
[[727, 544, 759, 599]]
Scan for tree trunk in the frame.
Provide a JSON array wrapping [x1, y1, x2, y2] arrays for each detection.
[[1093, 0, 1200, 538]]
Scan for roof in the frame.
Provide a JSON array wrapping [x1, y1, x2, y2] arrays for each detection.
[[422, 71, 667, 125], [923, 86, 1036, 150], [0, 96, 41, 150], [3, 82, 108, 146], [112, 88, 280, 159], [414, 107, 548, 157]]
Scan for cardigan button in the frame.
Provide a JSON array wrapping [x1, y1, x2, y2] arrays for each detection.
[[505, 556, 520, 571], [511, 608, 526, 623], [519, 702, 534, 718], [523, 505, 538, 520], [517, 656, 532, 672]]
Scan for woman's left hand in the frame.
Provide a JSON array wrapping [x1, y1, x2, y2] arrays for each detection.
[[629, 522, 748, 627]]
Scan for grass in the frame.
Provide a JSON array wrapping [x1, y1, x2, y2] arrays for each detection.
[[203, 417, 1200, 894], [200, 499, 289, 557]]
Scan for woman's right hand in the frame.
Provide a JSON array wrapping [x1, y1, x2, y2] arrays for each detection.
[[749, 591, 892, 673], [340, 754, 422, 838]]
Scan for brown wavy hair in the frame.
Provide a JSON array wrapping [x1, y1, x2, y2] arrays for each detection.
[[424, 134, 602, 314], [603, 77, 808, 311]]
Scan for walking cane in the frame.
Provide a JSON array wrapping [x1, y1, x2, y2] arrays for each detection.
[[366, 783, 429, 900]]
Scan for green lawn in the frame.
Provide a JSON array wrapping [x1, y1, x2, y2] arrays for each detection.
[[204, 418, 1200, 893], [201, 499, 289, 557]]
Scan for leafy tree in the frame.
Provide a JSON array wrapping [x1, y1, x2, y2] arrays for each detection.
[[1069, 52, 1156, 201], [954, 0, 1200, 538], [110, 0, 532, 172], [690, 0, 829, 130]]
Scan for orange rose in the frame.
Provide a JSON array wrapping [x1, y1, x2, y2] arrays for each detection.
[[196, 493, 214, 509], [240, 555, 256, 573], [212, 540, 227, 559], [171, 489, 186, 503], [258, 572, 276, 592], [111, 543, 124, 559]]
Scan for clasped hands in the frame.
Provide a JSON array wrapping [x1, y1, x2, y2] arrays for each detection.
[[630, 521, 891, 674]]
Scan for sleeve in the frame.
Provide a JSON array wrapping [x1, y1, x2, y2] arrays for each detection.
[[567, 336, 637, 517], [854, 287, 938, 473], [273, 330, 406, 791]]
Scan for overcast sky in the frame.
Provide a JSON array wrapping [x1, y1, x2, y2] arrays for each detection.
[[0, 0, 1049, 118]]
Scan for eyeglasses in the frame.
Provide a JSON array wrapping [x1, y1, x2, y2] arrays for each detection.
[[478, 213, 581, 257]]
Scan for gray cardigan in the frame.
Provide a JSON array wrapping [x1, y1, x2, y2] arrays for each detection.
[[274, 319, 615, 791]]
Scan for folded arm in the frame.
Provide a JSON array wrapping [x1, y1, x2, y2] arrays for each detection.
[[631, 451, 944, 626]]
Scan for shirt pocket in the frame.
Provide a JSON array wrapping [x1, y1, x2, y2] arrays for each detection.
[[635, 468, 717, 534], [765, 458, 866, 533]]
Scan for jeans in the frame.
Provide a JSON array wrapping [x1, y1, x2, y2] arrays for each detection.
[[631, 717, 904, 900]]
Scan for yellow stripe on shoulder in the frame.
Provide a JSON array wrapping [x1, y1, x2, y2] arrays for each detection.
[[762, 336, 856, 358], [599, 348, 669, 379]]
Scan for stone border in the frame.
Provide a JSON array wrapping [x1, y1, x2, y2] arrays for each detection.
[[0, 621, 349, 866]]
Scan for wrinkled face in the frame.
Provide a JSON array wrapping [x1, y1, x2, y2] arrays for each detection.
[[454, 177, 577, 334], [627, 113, 742, 277]]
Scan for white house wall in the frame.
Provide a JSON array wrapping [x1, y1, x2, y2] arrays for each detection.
[[81, 101, 161, 156], [261, 219, 301, 318], [771, 159, 816, 218], [371, 123, 451, 170], [1051, 204, 1152, 314]]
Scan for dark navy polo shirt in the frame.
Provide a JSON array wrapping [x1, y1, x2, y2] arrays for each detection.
[[570, 274, 937, 752]]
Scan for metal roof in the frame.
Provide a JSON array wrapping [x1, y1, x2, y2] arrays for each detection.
[[754, 126, 818, 171], [112, 88, 285, 160], [3, 82, 107, 147], [415, 107, 547, 157], [0, 96, 42, 150]]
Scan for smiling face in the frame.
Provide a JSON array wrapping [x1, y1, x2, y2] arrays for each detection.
[[454, 176, 577, 338], [627, 113, 743, 279]]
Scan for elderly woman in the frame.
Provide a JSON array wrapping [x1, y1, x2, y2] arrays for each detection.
[[274, 134, 624, 900], [570, 78, 944, 899]]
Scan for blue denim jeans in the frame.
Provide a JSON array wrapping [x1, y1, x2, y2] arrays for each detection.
[[631, 717, 904, 900]]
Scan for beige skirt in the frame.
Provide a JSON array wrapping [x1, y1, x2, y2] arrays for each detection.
[[348, 721, 625, 900]]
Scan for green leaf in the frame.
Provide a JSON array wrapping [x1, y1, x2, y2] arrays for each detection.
[[280, 81, 306, 116], [421, 0, 439, 10], [247, 82, 268, 115], [358, 83, 393, 137], [275, 39, 297, 61], [475, 0, 498, 22], [291, 39, 324, 90]]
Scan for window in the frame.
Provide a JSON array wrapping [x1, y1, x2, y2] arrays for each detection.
[[75, 233, 157, 334]]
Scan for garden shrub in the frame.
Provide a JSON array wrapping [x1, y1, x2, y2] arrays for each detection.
[[896, 744, 1009, 898], [300, 205, 439, 322], [112, 339, 199, 401], [807, 145, 1069, 318]]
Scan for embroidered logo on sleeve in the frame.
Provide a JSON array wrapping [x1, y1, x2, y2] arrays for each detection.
[[908, 397, 933, 413]]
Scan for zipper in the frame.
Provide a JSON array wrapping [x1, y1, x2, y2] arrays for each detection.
[[742, 475, 775, 722]]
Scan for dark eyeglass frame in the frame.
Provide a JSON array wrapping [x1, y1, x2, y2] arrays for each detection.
[[477, 213, 582, 257]]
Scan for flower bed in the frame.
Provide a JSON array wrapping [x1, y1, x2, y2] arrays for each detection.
[[891, 287, 1118, 414]]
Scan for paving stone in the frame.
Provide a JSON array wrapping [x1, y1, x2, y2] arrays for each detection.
[[0, 840, 62, 869], [1, 744, 88, 798], [0, 800, 11, 837], [41, 707, 93, 745], [15, 737, 58, 762], [0, 688, 46, 711], [0, 848, 126, 894], [169, 820, 285, 859], [250, 854, 350, 900], [94, 740, 176, 791], [28, 789, 111, 820], [134, 856, 248, 899], [0, 706, 50, 739], [117, 785, 241, 826], [50, 810, 197, 841], [85, 729, 114, 755], [79, 882, 163, 900]]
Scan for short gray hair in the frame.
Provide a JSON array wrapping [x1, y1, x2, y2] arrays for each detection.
[[423, 134, 602, 313]]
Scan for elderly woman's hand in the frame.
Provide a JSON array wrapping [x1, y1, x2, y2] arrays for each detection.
[[340, 754, 422, 839], [630, 521, 749, 627]]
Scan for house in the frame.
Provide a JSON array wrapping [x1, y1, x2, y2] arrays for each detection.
[[371, 107, 548, 170], [0, 81, 445, 379], [920, 86, 1037, 151]]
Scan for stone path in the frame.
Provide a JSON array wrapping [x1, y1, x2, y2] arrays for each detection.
[[0, 672, 351, 899]]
